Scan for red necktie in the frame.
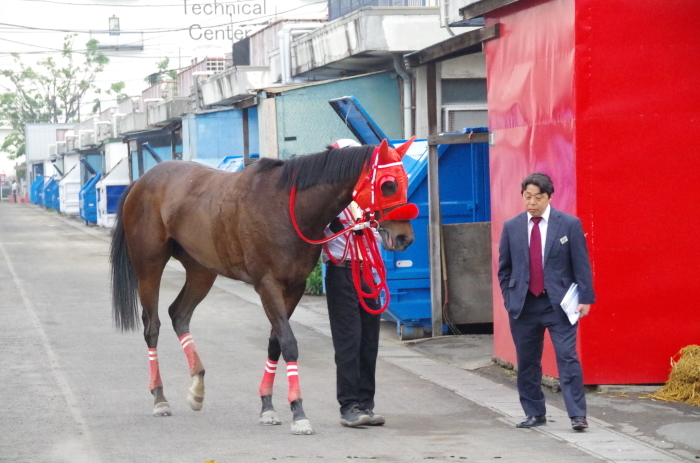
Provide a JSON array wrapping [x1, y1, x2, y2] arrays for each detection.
[[529, 217, 545, 296]]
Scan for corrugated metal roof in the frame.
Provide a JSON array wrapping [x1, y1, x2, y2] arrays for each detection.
[[459, 0, 524, 20]]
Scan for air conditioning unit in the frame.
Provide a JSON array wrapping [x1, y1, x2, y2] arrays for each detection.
[[96, 121, 112, 141], [49, 144, 57, 156], [442, 104, 488, 133], [111, 113, 125, 137], [66, 135, 77, 152], [79, 130, 95, 148]]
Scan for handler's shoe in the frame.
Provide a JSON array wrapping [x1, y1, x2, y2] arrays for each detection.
[[340, 405, 371, 427], [364, 409, 385, 426], [571, 416, 588, 431]]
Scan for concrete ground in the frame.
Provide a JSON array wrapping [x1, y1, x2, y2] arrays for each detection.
[[0, 201, 698, 463]]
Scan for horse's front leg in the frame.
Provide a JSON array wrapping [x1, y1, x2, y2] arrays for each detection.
[[257, 278, 314, 435], [258, 331, 282, 425]]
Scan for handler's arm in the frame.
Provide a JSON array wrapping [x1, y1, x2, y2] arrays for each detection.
[[497, 223, 512, 296], [570, 218, 595, 305]]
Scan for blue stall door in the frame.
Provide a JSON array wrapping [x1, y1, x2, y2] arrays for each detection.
[[79, 173, 102, 224]]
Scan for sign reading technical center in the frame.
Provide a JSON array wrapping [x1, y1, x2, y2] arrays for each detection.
[[184, 0, 267, 41]]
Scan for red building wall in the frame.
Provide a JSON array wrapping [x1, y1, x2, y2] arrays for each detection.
[[485, 0, 700, 384]]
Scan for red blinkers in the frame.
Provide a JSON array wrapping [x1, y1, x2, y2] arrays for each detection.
[[352, 137, 416, 216]]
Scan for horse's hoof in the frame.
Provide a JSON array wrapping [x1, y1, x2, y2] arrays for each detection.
[[291, 419, 314, 435], [187, 389, 204, 411], [258, 410, 282, 426], [259, 410, 282, 425], [153, 402, 172, 417]]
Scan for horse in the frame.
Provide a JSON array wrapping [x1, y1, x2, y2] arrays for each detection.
[[110, 139, 417, 435]]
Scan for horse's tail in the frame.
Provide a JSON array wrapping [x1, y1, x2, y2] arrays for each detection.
[[110, 184, 140, 332]]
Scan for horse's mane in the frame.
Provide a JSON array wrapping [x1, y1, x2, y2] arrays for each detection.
[[255, 145, 375, 191]]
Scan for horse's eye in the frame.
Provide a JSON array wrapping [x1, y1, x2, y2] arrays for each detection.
[[379, 175, 398, 197]]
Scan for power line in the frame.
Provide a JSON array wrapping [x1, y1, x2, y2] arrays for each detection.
[[13, 0, 261, 6], [0, 1, 326, 34], [0, 36, 196, 58]]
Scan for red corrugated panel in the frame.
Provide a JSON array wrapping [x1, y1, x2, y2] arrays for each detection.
[[486, 0, 700, 384], [575, 0, 700, 384], [486, 0, 577, 380]]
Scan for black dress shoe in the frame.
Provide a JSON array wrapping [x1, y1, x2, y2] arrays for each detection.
[[571, 416, 588, 431], [516, 415, 547, 428]]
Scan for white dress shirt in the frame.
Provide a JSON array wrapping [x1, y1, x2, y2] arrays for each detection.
[[527, 204, 551, 265]]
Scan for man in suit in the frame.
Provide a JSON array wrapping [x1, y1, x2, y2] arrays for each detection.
[[498, 173, 595, 431]]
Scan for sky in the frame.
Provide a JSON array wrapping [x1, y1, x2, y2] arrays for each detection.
[[0, 0, 328, 173]]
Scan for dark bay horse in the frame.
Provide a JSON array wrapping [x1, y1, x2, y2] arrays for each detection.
[[110, 141, 416, 434]]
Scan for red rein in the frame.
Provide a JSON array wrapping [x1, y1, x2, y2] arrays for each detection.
[[289, 186, 390, 315]]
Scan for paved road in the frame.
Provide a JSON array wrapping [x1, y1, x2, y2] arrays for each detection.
[[0, 202, 688, 463]]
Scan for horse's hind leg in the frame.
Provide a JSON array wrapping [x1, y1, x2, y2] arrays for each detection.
[[133, 248, 172, 416], [257, 278, 312, 435], [168, 249, 217, 411]]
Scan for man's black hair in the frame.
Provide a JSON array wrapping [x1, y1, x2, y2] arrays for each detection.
[[521, 172, 554, 197]]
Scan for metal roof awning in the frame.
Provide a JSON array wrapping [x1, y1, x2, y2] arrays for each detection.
[[328, 96, 392, 146], [404, 24, 500, 69], [459, 0, 525, 20]]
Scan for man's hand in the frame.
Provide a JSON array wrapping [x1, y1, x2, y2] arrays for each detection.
[[575, 304, 591, 318]]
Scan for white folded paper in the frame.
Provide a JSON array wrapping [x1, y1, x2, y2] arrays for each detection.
[[560, 283, 580, 325]]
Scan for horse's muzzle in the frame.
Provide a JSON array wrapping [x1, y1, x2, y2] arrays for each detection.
[[380, 230, 414, 252]]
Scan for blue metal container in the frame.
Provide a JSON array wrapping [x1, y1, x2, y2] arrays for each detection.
[[79, 173, 102, 224], [30, 175, 44, 204], [329, 96, 490, 337], [105, 185, 127, 215], [217, 154, 260, 172], [381, 135, 490, 337], [44, 176, 60, 211]]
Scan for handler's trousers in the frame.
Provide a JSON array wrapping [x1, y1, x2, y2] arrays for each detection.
[[325, 265, 381, 414], [509, 291, 586, 418]]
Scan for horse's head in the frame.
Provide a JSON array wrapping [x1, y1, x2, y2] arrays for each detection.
[[353, 138, 419, 252]]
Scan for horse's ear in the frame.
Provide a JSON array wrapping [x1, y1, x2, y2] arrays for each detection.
[[395, 136, 416, 159], [378, 139, 390, 158]]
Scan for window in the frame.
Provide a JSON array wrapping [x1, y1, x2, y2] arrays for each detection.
[[441, 79, 487, 132], [205, 60, 227, 73]]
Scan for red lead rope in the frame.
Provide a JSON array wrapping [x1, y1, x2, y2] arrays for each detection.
[[289, 185, 389, 314]]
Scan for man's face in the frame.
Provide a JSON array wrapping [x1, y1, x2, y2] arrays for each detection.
[[522, 184, 552, 217]]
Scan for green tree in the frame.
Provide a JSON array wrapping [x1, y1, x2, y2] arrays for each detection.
[[0, 35, 110, 160], [93, 81, 129, 114], [144, 57, 179, 85]]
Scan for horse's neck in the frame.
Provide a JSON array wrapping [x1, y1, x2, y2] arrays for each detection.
[[295, 180, 355, 235]]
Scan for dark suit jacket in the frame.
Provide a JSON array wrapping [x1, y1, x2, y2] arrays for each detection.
[[498, 207, 595, 319]]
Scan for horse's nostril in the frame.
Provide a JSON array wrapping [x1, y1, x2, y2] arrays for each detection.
[[395, 235, 412, 249]]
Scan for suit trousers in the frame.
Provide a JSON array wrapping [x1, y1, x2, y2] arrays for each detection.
[[325, 265, 381, 414], [509, 291, 586, 418]]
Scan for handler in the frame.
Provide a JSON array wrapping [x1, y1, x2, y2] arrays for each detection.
[[324, 139, 385, 428]]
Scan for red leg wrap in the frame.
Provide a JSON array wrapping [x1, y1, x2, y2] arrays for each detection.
[[148, 348, 163, 390], [179, 333, 203, 376], [287, 362, 301, 403], [258, 359, 278, 396]]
